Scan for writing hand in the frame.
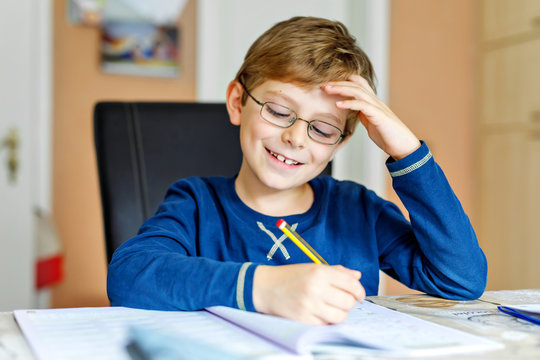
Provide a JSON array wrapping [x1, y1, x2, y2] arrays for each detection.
[[324, 74, 420, 160], [252, 264, 365, 325]]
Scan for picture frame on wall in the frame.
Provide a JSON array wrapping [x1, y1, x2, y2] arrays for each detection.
[[100, 22, 180, 78], [68, 0, 188, 27]]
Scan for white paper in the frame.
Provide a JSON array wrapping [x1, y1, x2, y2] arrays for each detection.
[[504, 304, 540, 315], [14, 307, 300, 360], [333, 301, 504, 356], [209, 301, 504, 356], [14, 303, 504, 360]]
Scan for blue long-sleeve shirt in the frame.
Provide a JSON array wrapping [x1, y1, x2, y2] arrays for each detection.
[[107, 142, 487, 311]]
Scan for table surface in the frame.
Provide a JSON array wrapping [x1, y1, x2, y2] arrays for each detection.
[[1, 289, 539, 359], [367, 289, 540, 360]]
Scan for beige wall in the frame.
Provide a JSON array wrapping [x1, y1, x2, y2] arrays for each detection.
[[383, 0, 477, 294], [51, 0, 197, 307]]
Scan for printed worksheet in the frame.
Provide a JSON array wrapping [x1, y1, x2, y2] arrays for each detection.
[[15, 302, 504, 359], [14, 307, 300, 360], [208, 301, 504, 356]]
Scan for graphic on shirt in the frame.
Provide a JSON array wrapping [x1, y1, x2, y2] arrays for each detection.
[[256, 221, 298, 261]]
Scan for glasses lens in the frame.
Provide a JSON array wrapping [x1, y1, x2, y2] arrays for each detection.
[[308, 121, 342, 144], [261, 103, 295, 127]]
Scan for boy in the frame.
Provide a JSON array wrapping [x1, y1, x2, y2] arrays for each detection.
[[108, 16, 487, 325]]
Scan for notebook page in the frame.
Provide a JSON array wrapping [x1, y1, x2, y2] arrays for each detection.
[[14, 307, 303, 360], [208, 301, 504, 356], [207, 305, 339, 354], [326, 301, 504, 356]]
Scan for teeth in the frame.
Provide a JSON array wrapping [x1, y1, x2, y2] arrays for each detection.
[[270, 150, 299, 165]]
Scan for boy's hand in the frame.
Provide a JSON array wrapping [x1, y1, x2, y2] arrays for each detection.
[[252, 264, 365, 325], [324, 75, 421, 160]]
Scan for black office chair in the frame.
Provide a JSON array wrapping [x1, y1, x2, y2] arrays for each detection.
[[94, 101, 332, 263]]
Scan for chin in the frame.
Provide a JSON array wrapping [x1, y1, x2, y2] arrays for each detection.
[[260, 177, 298, 191], [258, 172, 313, 192]]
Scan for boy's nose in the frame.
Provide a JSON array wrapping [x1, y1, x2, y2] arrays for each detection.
[[282, 119, 309, 148]]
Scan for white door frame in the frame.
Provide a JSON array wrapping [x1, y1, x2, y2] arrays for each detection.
[[0, 0, 52, 310], [34, 0, 54, 214]]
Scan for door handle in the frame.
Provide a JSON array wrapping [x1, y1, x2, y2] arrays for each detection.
[[1, 128, 19, 184]]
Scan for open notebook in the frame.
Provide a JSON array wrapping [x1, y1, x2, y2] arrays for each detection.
[[15, 301, 503, 359]]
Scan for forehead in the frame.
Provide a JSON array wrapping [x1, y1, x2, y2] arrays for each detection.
[[255, 79, 323, 97]]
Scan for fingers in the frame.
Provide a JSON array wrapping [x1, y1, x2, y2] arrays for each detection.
[[330, 265, 364, 298], [323, 82, 374, 105], [310, 265, 365, 324], [318, 266, 366, 324], [333, 264, 361, 278], [335, 99, 377, 117], [252, 264, 366, 325], [324, 74, 374, 92], [294, 293, 355, 325], [319, 266, 366, 304], [322, 75, 420, 160], [350, 74, 376, 93], [324, 288, 357, 311], [291, 297, 350, 325], [316, 303, 351, 325], [322, 79, 385, 118], [324, 74, 375, 97]]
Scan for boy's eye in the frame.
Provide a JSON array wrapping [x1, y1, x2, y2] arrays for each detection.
[[310, 122, 335, 138], [265, 103, 292, 119]]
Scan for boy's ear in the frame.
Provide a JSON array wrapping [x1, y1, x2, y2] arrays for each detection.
[[226, 80, 243, 126]]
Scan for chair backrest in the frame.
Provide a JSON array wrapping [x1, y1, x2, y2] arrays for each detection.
[[94, 101, 332, 263]]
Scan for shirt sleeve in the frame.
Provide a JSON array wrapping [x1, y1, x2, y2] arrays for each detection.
[[377, 141, 487, 300], [106, 180, 258, 311]]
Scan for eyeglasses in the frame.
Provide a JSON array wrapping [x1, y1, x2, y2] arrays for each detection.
[[240, 82, 346, 145]]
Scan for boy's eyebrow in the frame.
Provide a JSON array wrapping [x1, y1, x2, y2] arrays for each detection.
[[263, 90, 345, 125]]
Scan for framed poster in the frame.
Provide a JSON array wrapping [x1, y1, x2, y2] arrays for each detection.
[[100, 22, 180, 78]]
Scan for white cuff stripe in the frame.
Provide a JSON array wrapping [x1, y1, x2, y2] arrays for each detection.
[[236, 262, 252, 311], [389, 151, 433, 177]]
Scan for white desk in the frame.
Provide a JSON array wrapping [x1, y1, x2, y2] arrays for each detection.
[[1, 290, 539, 359]]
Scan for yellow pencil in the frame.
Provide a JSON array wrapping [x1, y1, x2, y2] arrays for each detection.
[[276, 219, 328, 265]]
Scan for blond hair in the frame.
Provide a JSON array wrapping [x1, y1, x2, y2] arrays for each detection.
[[235, 16, 376, 137]]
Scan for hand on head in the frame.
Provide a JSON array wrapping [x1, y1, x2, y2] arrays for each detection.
[[324, 75, 421, 160]]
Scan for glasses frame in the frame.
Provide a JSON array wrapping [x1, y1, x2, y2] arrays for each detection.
[[240, 82, 346, 145]]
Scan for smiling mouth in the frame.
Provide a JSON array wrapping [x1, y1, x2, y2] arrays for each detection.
[[267, 149, 302, 166]]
